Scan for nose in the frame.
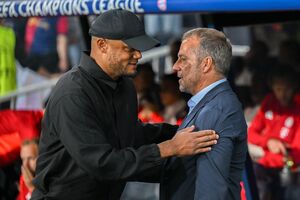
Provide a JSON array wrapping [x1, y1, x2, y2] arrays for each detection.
[[173, 60, 180, 72], [133, 50, 142, 59]]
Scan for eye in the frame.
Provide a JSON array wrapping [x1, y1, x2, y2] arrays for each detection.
[[180, 56, 186, 62], [124, 47, 135, 53]]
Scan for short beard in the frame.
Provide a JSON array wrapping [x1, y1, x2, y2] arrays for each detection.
[[123, 72, 137, 78]]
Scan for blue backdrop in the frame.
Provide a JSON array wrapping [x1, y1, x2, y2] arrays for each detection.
[[1, 0, 300, 18]]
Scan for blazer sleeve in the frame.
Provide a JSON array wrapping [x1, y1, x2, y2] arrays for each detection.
[[193, 106, 247, 200]]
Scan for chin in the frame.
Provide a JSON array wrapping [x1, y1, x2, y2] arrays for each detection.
[[179, 86, 185, 93]]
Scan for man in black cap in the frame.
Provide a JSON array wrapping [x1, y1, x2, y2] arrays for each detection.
[[31, 9, 218, 200]]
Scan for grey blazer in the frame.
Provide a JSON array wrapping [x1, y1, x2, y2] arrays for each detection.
[[160, 81, 248, 200]]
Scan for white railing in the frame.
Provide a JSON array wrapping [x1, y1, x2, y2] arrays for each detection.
[[0, 78, 59, 108]]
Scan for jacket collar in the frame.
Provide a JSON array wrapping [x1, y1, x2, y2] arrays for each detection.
[[178, 81, 231, 130]]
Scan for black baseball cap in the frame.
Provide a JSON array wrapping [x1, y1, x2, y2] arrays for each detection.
[[89, 9, 160, 51]]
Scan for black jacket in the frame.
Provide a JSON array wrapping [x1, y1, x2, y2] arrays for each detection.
[[31, 52, 177, 200]]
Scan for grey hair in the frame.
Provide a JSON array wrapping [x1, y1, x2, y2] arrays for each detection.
[[182, 28, 232, 75]]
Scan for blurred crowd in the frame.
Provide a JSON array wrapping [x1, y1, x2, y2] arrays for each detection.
[[1, 15, 300, 200]]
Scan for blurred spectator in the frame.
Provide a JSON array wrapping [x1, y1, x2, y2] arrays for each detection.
[[248, 65, 300, 200], [6, 18, 28, 67], [228, 41, 273, 109], [123, 90, 163, 200], [160, 74, 187, 125], [278, 39, 300, 75], [123, 89, 163, 200], [169, 39, 181, 65], [9, 18, 28, 66], [67, 17, 84, 67], [138, 89, 164, 123], [244, 72, 270, 123], [125, 66, 164, 200], [25, 17, 69, 78], [0, 110, 43, 167], [17, 139, 39, 200], [234, 40, 272, 87], [0, 110, 42, 200], [0, 20, 16, 109], [164, 39, 181, 74], [133, 63, 160, 107]]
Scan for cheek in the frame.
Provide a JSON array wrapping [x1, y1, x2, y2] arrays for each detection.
[[120, 52, 132, 62], [30, 159, 37, 168], [182, 64, 192, 77]]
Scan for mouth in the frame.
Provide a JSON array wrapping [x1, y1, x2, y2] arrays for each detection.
[[177, 73, 182, 79], [129, 62, 138, 67]]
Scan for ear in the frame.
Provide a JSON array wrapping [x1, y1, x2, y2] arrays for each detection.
[[96, 38, 108, 53], [201, 56, 213, 73]]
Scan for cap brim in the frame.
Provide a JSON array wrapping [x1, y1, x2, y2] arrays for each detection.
[[123, 35, 160, 51]]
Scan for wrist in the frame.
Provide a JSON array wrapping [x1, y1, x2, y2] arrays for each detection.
[[158, 140, 176, 158]]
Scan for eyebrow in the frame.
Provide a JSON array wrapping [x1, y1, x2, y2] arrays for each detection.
[[123, 43, 137, 52]]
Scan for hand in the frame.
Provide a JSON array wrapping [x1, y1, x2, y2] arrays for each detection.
[[21, 166, 35, 192], [171, 126, 218, 156], [267, 138, 286, 155], [158, 126, 218, 158]]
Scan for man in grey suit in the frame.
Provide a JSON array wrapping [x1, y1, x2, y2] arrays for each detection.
[[160, 28, 248, 200]]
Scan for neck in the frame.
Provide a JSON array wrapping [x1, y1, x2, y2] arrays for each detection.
[[90, 51, 118, 80], [193, 74, 224, 95]]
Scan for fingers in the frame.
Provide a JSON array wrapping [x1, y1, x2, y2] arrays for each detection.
[[196, 139, 218, 148], [195, 147, 212, 154], [21, 166, 35, 192], [194, 131, 218, 142], [22, 166, 33, 181], [21, 166, 27, 176], [177, 125, 195, 134], [192, 130, 218, 155], [171, 127, 219, 157], [279, 143, 287, 155], [193, 130, 217, 138], [267, 139, 287, 155], [285, 143, 291, 148]]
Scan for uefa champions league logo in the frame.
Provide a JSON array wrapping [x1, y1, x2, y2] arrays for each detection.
[[157, 0, 167, 11]]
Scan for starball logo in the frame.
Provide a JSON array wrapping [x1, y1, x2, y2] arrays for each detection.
[[157, 0, 167, 11]]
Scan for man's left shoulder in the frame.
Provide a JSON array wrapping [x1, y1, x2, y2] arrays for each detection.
[[209, 89, 241, 110]]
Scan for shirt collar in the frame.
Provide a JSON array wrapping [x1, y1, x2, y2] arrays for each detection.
[[79, 51, 118, 90], [187, 79, 226, 114]]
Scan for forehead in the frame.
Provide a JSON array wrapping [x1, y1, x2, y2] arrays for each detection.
[[179, 36, 200, 55], [20, 143, 38, 157]]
